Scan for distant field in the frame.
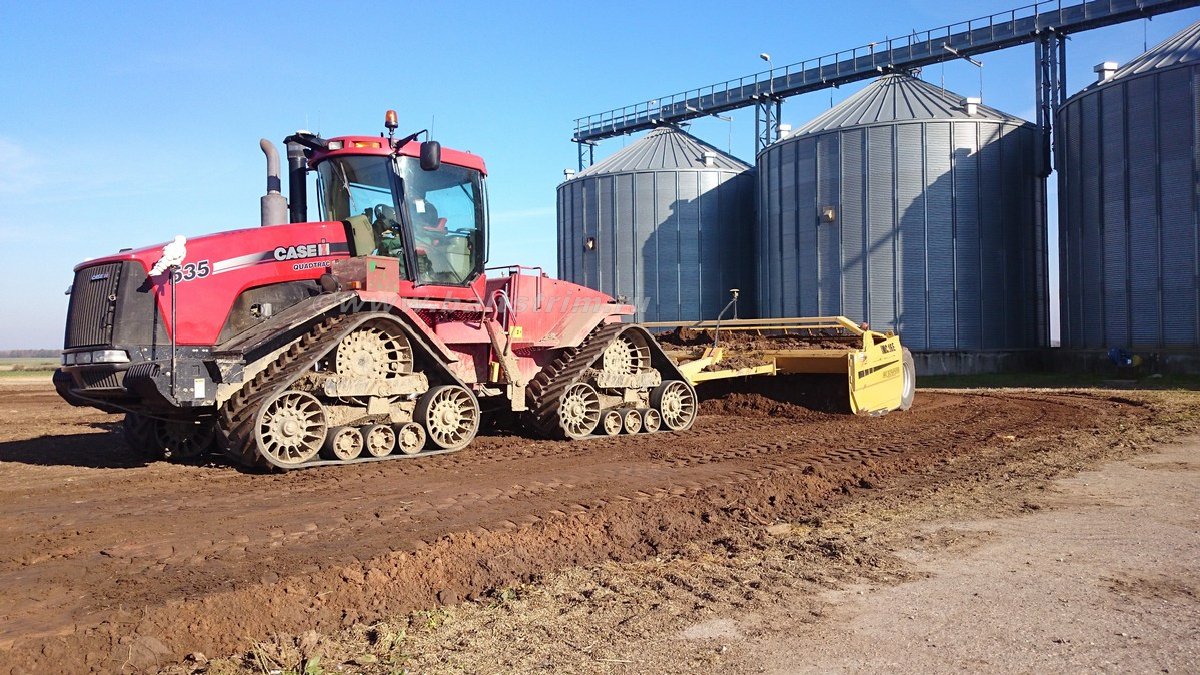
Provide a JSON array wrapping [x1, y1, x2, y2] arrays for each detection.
[[0, 357, 58, 376]]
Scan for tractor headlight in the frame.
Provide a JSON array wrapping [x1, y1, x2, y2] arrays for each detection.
[[62, 353, 75, 365], [91, 350, 130, 364]]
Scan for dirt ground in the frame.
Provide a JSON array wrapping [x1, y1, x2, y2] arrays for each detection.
[[746, 438, 1200, 673], [0, 378, 1195, 673]]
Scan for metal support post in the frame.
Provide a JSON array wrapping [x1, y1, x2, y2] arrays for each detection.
[[1056, 32, 1067, 108], [754, 96, 783, 154], [169, 266, 178, 399], [576, 141, 595, 171], [1034, 31, 1067, 178]]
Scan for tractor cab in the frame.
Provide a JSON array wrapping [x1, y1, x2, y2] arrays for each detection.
[[290, 119, 489, 288]]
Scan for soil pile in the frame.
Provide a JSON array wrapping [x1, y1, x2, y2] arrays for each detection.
[[655, 326, 857, 352]]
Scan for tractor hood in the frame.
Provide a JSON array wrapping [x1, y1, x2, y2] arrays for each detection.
[[70, 221, 352, 346], [75, 221, 351, 275]]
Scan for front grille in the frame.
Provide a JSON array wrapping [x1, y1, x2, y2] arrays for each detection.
[[77, 369, 122, 390], [65, 263, 124, 348]]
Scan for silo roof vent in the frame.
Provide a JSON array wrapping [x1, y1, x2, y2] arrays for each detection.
[[788, 73, 1028, 138], [1107, 19, 1200, 81], [1094, 61, 1119, 83], [963, 97, 981, 116], [575, 125, 750, 177], [563, 168, 576, 180]]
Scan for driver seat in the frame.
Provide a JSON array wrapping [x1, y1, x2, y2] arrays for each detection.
[[344, 214, 376, 256]]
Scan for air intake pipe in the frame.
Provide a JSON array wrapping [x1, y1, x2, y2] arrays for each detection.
[[285, 137, 309, 224], [259, 139, 288, 226]]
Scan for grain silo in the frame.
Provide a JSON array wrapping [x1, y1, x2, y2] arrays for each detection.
[[557, 126, 755, 322], [756, 73, 1048, 351], [1057, 20, 1200, 351]]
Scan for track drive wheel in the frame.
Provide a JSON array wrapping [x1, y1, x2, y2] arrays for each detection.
[[255, 390, 328, 467], [153, 419, 215, 461], [122, 413, 155, 455], [899, 347, 916, 411], [601, 332, 649, 377], [652, 380, 697, 431], [558, 383, 601, 439], [334, 323, 413, 378], [415, 385, 480, 451]]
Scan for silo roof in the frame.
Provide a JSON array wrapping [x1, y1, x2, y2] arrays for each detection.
[[575, 126, 751, 177], [1109, 19, 1200, 80], [788, 73, 1029, 138]]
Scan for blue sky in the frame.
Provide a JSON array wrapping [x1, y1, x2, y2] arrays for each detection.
[[1, 0, 1196, 348]]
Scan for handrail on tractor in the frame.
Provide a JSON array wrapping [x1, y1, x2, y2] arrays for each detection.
[[640, 315, 872, 335]]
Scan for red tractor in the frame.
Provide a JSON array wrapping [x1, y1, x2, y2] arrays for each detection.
[[55, 113, 697, 469]]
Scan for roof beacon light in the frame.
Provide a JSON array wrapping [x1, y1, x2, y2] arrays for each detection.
[[384, 109, 399, 143]]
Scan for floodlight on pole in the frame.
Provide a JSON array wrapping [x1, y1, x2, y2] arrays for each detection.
[[759, 53, 774, 95], [943, 44, 984, 99]]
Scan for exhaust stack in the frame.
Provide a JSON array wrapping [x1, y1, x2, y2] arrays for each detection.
[[259, 139, 288, 226]]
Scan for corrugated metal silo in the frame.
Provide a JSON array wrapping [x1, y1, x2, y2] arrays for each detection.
[[1058, 20, 1200, 350], [756, 73, 1048, 351], [557, 126, 755, 322]]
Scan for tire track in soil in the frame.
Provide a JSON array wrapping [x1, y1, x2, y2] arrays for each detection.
[[0, 386, 1140, 673]]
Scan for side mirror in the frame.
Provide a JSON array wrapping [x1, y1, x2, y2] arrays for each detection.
[[420, 140, 441, 171]]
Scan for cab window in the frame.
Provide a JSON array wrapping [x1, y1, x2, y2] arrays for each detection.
[[317, 156, 407, 268], [396, 157, 485, 285]]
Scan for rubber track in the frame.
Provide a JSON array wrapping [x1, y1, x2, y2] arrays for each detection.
[[217, 313, 465, 471], [523, 322, 628, 439], [218, 315, 349, 469]]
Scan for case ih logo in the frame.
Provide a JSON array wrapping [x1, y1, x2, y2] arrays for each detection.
[[274, 241, 331, 261]]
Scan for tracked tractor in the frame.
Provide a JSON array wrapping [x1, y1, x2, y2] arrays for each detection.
[[55, 111, 913, 470]]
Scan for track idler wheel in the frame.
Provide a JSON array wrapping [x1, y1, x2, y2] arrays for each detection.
[[415, 385, 480, 451], [642, 408, 662, 433], [322, 426, 364, 461], [395, 422, 427, 455], [601, 410, 623, 436], [622, 409, 642, 434], [652, 380, 697, 431], [255, 390, 328, 467], [558, 383, 601, 439], [362, 424, 396, 457]]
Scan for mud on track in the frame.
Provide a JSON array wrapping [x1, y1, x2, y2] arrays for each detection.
[[0, 381, 1145, 673]]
